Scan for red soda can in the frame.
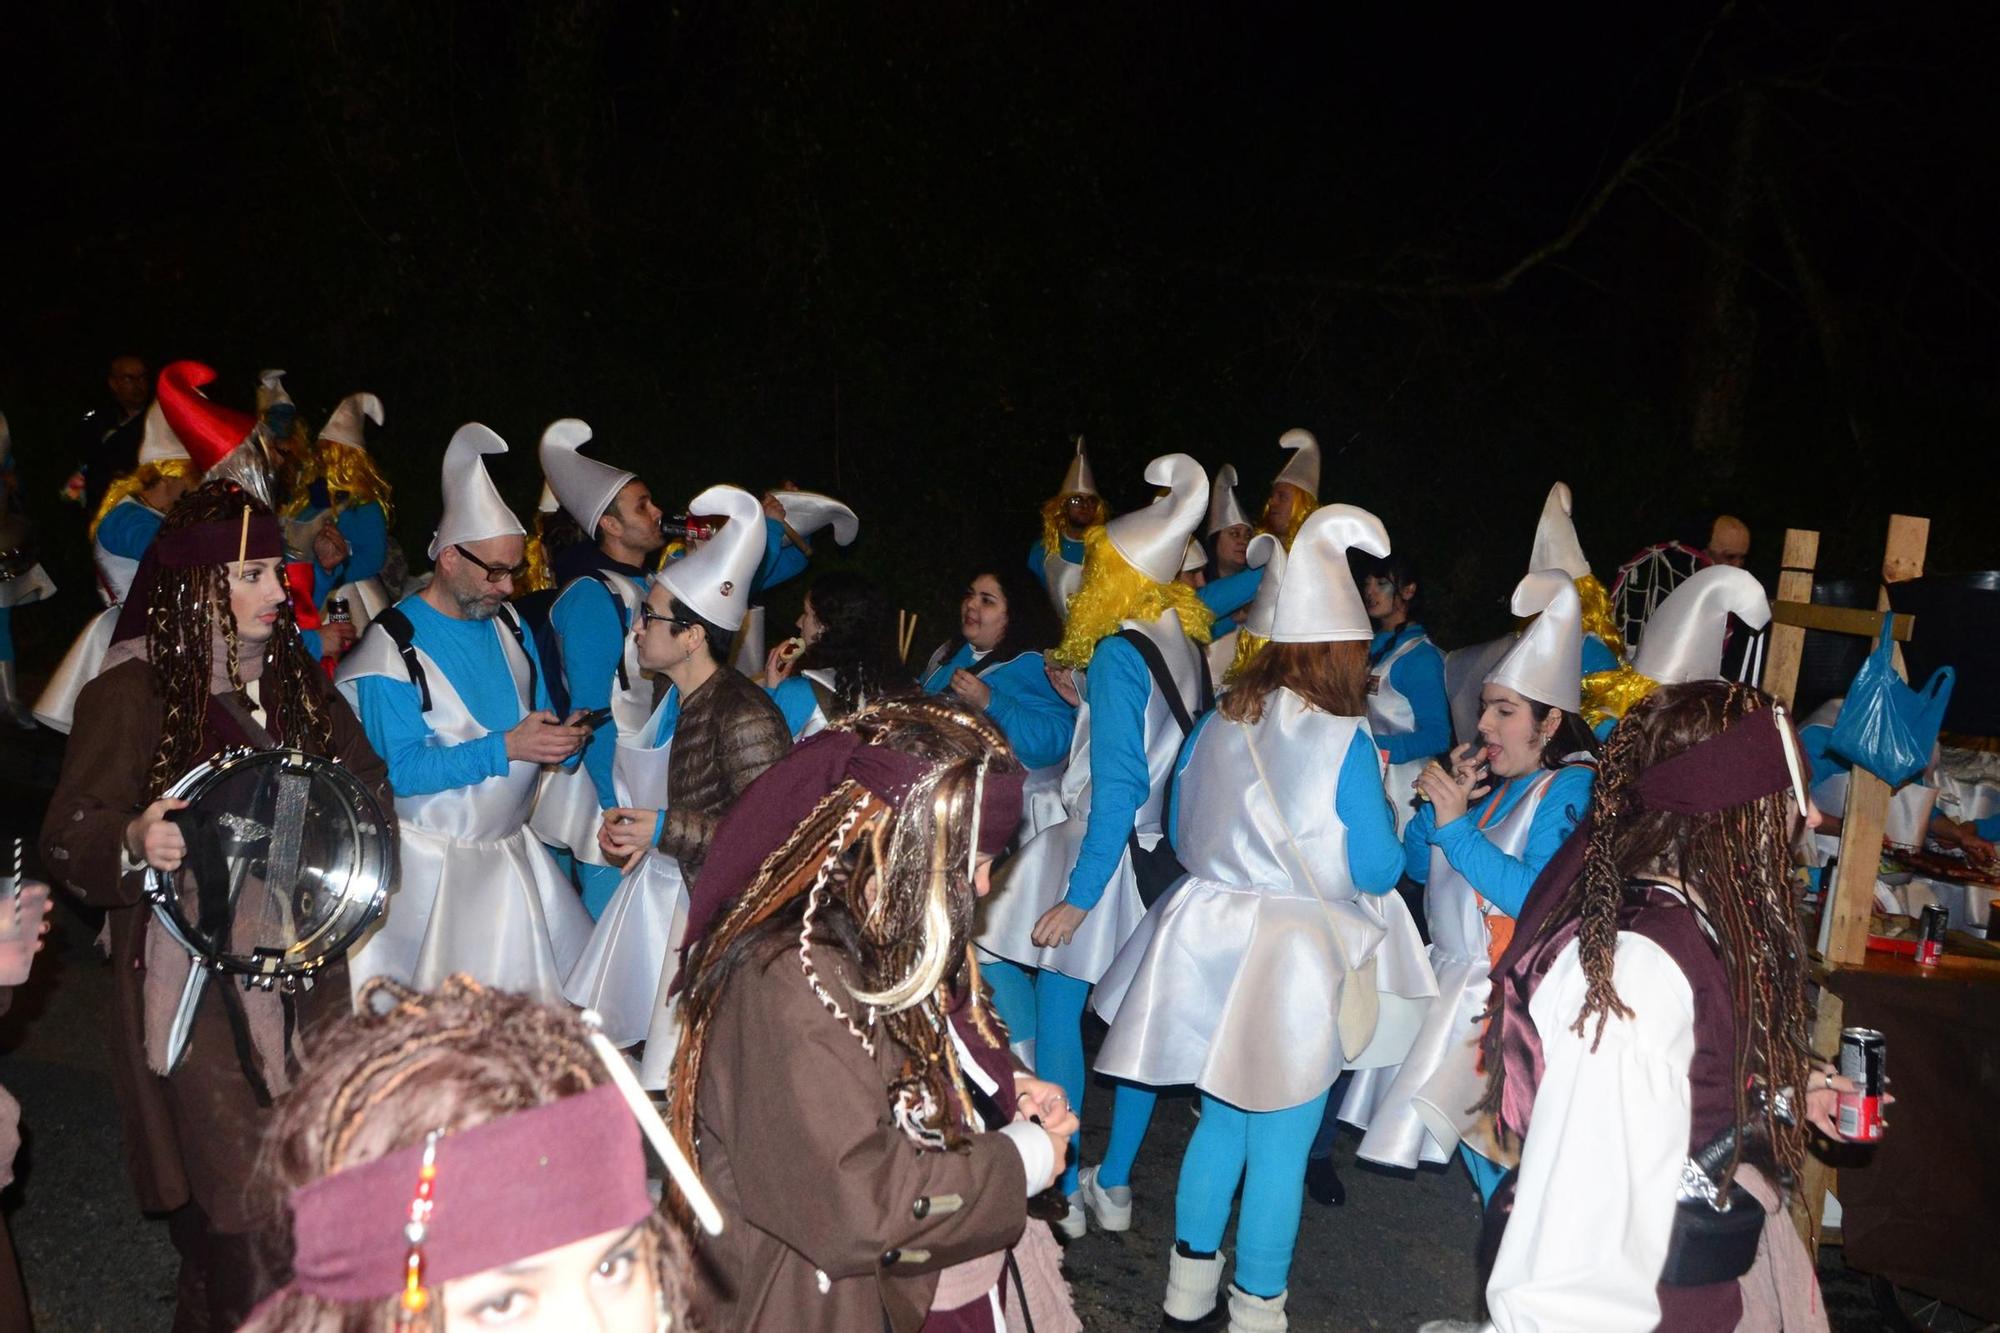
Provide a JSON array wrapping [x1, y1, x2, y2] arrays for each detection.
[[1916, 904, 1947, 967], [1837, 1027, 1887, 1142]]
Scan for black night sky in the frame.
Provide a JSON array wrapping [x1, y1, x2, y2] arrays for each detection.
[[5, 1, 1996, 652]]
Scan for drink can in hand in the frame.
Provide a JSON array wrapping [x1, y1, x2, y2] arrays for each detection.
[[1837, 1027, 1887, 1142]]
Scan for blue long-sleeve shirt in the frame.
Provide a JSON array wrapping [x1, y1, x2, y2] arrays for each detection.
[[549, 569, 644, 808], [1063, 634, 1156, 912], [1167, 711, 1404, 894], [1371, 625, 1451, 765], [1196, 563, 1263, 620], [351, 595, 556, 797], [96, 499, 163, 563], [1402, 763, 1594, 918], [767, 674, 822, 738], [756, 517, 808, 592], [310, 500, 390, 605], [921, 643, 1077, 769], [1027, 535, 1086, 591], [1582, 632, 1619, 676]]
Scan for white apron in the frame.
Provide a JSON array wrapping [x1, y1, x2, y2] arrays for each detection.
[[31, 605, 120, 734], [975, 612, 1199, 984], [1044, 549, 1084, 620], [92, 500, 149, 606], [563, 688, 690, 1070], [337, 616, 593, 1007], [1368, 629, 1436, 835], [0, 562, 54, 610], [531, 572, 654, 866], [1204, 628, 1239, 693], [326, 575, 392, 637], [1093, 695, 1435, 1110], [1342, 766, 1569, 1166], [732, 604, 767, 677]]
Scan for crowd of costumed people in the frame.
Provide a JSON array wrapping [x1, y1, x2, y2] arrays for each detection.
[[6, 357, 1886, 1332]]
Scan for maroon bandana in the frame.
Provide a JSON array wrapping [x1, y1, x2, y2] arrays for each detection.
[[679, 728, 1026, 960], [111, 503, 287, 645], [1635, 706, 1796, 815], [288, 1085, 651, 1302]]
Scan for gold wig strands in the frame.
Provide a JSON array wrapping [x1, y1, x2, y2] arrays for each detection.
[[1039, 494, 1108, 559], [520, 517, 556, 595], [1581, 664, 1659, 730], [1575, 574, 1626, 660], [283, 442, 395, 522], [89, 459, 196, 540], [1226, 629, 1269, 685], [1052, 526, 1215, 668]]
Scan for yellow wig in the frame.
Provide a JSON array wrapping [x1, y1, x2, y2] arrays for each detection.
[[1225, 629, 1269, 685], [1574, 573, 1625, 660], [1040, 492, 1112, 559], [284, 440, 395, 523], [1053, 525, 1214, 668], [88, 459, 195, 541], [1260, 488, 1321, 551], [1581, 663, 1658, 731]]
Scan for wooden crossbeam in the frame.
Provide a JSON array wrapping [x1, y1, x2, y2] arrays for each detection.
[[1770, 601, 1913, 642], [1765, 529, 1818, 709]]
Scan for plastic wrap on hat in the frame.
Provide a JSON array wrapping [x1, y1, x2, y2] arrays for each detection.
[[1268, 503, 1388, 643]]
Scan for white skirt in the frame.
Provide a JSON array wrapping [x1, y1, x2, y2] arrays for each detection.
[[563, 850, 689, 1052], [32, 604, 118, 734], [975, 812, 1151, 985], [1340, 945, 1490, 1167]]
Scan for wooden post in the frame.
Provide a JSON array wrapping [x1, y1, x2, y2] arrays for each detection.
[[1765, 528, 1819, 708], [1795, 514, 1930, 1252]]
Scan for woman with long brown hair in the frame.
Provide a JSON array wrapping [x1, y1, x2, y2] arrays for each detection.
[[240, 976, 699, 1332], [1089, 506, 1430, 1332], [669, 696, 1080, 1332], [1467, 681, 1848, 1331]]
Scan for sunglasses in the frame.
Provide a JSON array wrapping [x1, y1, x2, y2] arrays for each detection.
[[452, 545, 530, 584]]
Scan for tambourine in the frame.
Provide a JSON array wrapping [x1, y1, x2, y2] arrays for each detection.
[[144, 747, 395, 986]]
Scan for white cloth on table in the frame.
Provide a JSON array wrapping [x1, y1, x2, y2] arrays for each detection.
[[1481, 934, 1693, 1333]]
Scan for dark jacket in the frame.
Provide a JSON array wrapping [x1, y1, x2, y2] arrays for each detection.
[[659, 665, 789, 884]]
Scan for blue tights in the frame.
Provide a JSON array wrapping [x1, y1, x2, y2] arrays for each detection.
[[1034, 968, 1091, 1194], [979, 955, 1038, 1045], [1175, 1091, 1329, 1299], [576, 861, 622, 920], [1098, 1082, 1158, 1189]]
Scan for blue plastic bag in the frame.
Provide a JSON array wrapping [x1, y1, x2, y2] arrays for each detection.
[[1827, 612, 1954, 788]]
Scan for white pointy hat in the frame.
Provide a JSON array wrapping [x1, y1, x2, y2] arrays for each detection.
[[257, 368, 294, 410], [656, 484, 765, 631], [319, 392, 384, 448], [1270, 504, 1388, 643], [1632, 564, 1772, 685], [1528, 481, 1590, 580], [428, 423, 525, 559], [772, 490, 859, 545], [1206, 464, 1248, 534], [1059, 436, 1099, 497], [1486, 569, 1582, 712], [539, 418, 636, 536], [1239, 532, 1287, 639], [536, 482, 560, 514], [1104, 452, 1209, 585], [1273, 428, 1321, 499], [1181, 536, 1206, 573], [138, 402, 191, 466]]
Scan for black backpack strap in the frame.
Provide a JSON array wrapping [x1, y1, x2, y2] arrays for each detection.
[[494, 604, 541, 710], [371, 607, 431, 713], [1115, 629, 1198, 737], [580, 570, 632, 692]]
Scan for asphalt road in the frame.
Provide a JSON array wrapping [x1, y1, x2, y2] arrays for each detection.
[[0, 720, 1898, 1330]]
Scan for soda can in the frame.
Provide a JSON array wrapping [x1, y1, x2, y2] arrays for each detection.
[[1837, 1027, 1887, 1142], [325, 596, 353, 626], [1916, 904, 1947, 967]]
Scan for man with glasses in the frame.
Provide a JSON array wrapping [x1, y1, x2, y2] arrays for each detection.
[[336, 423, 594, 1005], [65, 353, 153, 516], [528, 419, 667, 917]]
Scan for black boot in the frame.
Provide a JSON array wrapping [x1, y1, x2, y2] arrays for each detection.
[[1305, 1153, 1345, 1207]]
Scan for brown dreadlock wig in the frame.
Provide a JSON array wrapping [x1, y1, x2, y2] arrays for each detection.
[[1477, 681, 1814, 1187], [669, 697, 1025, 1173], [143, 483, 336, 798], [240, 976, 696, 1332]]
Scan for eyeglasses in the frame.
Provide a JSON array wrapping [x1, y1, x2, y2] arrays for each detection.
[[451, 545, 530, 584], [638, 604, 693, 633]]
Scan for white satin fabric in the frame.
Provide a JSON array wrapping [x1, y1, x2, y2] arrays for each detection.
[[0, 562, 54, 610], [339, 620, 593, 1006], [977, 612, 1200, 984], [1044, 549, 1084, 621], [564, 689, 690, 1067], [326, 575, 392, 637], [1204, 628, 1238, 693], [1368, 630, 1434, 835], [530, 573, 653, 866], [92, 502, 146, 605], [31, 604, 120, 734], [1093, 695, 1435, 1110], [1343, 767, 1565, 1167]]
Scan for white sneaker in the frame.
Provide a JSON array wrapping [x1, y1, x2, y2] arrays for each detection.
[[1054, 1194, 1087, 1240], [1076, 1164, 1133, 1231]]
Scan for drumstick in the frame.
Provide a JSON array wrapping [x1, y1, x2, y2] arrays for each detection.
[[236, 505, 250, 574], [582, 1018, 726, 1235]]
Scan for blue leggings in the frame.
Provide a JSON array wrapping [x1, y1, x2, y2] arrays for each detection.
[[576, 861, 622, 920], [1034, 969, 1091, 1194], [1098, 1082, 1158, 1189], [980, 955, 1038, 1045], [1175, 1091, 1329, 1299]]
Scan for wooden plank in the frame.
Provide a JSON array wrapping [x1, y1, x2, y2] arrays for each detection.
[[1879, 515, 1929, 678], [1769, 601, 1913, 642], [1765, 529, 1819, 708], [1794, 994, 1848, 1250]]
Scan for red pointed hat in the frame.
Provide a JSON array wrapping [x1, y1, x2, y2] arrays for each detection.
[[156, 361, 259, 472]]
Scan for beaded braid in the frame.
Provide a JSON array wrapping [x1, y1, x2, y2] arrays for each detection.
[[1474, 681, 1813, 1187], [241, 975, 696, 1333]]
